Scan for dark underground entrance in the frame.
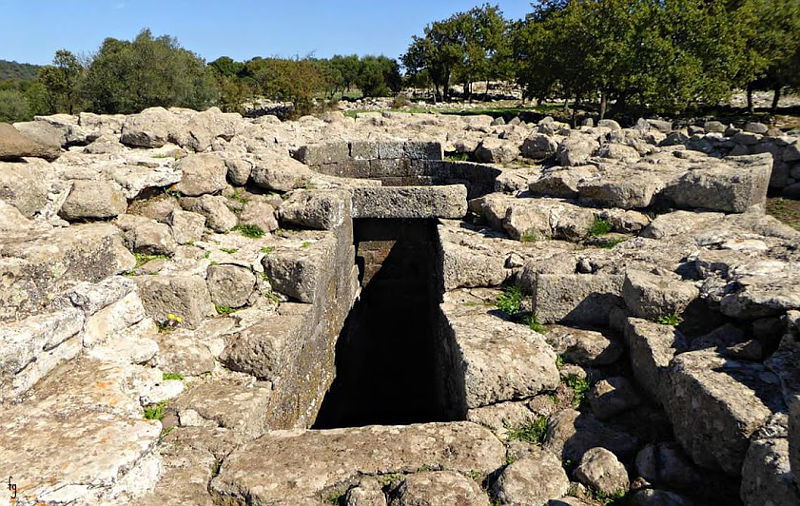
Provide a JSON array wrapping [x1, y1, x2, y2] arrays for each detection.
[[313, 218, 452, 428]]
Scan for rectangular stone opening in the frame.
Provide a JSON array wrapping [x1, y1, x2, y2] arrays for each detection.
[[313, 218, 455, 428]]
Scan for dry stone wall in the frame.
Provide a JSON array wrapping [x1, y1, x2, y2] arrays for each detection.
[[0, 106, 798, 506]]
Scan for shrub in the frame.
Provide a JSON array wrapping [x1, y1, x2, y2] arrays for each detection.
[[233, 224, 265, 239], [496, 285, 524, 315], [589, 218, 613, 236], [505, 416, 548, 445]]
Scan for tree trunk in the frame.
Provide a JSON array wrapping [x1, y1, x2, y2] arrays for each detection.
[[746, 83, 754, 114], [772, 86, 782, 114], [484, 79, 490, 101], [563, 98, 569, 111], [599, 92, 608, 120]]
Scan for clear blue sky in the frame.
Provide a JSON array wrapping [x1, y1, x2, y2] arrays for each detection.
[[0, 1, 531, 65]]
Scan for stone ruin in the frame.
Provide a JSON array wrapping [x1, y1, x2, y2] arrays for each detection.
[[0, 106, 799, 505]]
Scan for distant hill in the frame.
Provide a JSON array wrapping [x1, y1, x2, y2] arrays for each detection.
[[0, 60, 41, 81]]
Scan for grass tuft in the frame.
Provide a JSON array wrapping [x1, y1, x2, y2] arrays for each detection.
[[657, 313, 683, 326], [589, 217, 613, 236], [162, 372, 184, 381], [565, 374, 590, 407], [260, 246, 275, 254], [144, 401, 167, 421], [215, 305, 237, 315], [526, 313, 547, 333], [233, 224, 266, 239], [504, 416, 548, 445], [496, 285, 524, 316]]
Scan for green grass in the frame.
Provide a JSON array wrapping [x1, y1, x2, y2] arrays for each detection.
[[445, 152, 470, 162], [600, 237, 627, 249], [520, 231, 542, 243], [657, 313, 683, 326], [219, 247, 238, 254], [260, 246, 275, 254], [233, 224, 266, 239], [504, 416, 548, 445], [496, 285, 524, 316], [143, 401, 167, 421], [162, 372, 184, 381], [593, 490, 627, 506], [565, 374, 590, 407], [301, 241, 313, 248], [133, 253, 169, 269], [767, 197, 800, 230], [228, 189, 250, 204], [526, 313, 547, 333], [555, 355, 565, 369], [215, 305, 237, 315], [589, 217, 613, 236]]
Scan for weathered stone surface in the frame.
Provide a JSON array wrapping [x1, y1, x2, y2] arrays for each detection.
[[740, 413, 800, 506], [120, 107, 178, 148], [467, 401, 539, 439], [0, 308, 83, 396], [521, 133, 558, 159], [544, 409, 640, 463], [180, 194, 238, 232], [351, 185, 467, 219], [574, 447, 630, 496], [175, 379, 271, 438], [0, 158, 54, 217], [211, 422, 505, 505], [547, 326, 623, 366], [588, 377, 641, 420], [622, 270, 698, 321], [623, 318, 685, 401], [558, 136, 598, 166], [665, 350, 784, 475], [532, 274, 624, 326], [134, 274, 215, 328], [661, 153, 772, 212], [169, 209, 206, 244], [475, 137, 520, 163], [0, 223, 134, 320], [125, 219, 177, 255], [206, 263, 256, 308], [174, 153, 228, 196], [250, 155, 312, 191], [441, 294, 560, 410], [629, 489, 693, 506], [346, 477, 388, 506], [491, 448, 570, 506], [262, 235, 336, 303], [59, 180, 128, 220], [0, 359, 161, 505], [389, 471, 488, 506], [635, 443, 702, 491], [238, 199, 279, 233], [280, 189, 350, 229], [0, 122, 61, 160]]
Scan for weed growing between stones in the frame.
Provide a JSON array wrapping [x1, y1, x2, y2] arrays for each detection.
[[132, 252, 169, 269], [219, 247, 238, 254], [260, 246, 275, 254], [229, 189, 250, 204], [496, 285, 524, 315], [504, 416, 548, 445], [301, 241, 313, 248], [520, 231, 541, 242], [215, 305, 238, 315], [445, 152, 470, 162], [157, 313, 183, 332], [525, 313, 547, 333], [233, 224, 266, 238], [162, 372, 184, 381], [600, 237, 627, 249], [565, 374, 590, 407], [589, 217, 613, 236], [657, 313, 683, 326], [593, 489, 627, 506], [143, 401, 167, 421]]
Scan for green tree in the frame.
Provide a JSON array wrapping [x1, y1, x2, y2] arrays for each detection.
[[81, 29, 217, 114], [209, 56, 245, 78], [38, 50, 82, 114], [330, 55, 361, 94], [355, 56, 401, 97], [0, 89, 30, 122]]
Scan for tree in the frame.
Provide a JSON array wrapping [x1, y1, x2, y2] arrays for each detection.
[[209, 56, 245, 78], [81, 29, 217, 114], [38, 50, 82, 114], [356, 56, 401, 97], [330, 55, 361, 94], [742, 0, 800, 112]]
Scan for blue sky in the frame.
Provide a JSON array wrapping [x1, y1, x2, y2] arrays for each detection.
[[0, 1, 531, 65]]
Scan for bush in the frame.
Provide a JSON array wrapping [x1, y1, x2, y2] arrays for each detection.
[[0, 89, 30, 122]]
